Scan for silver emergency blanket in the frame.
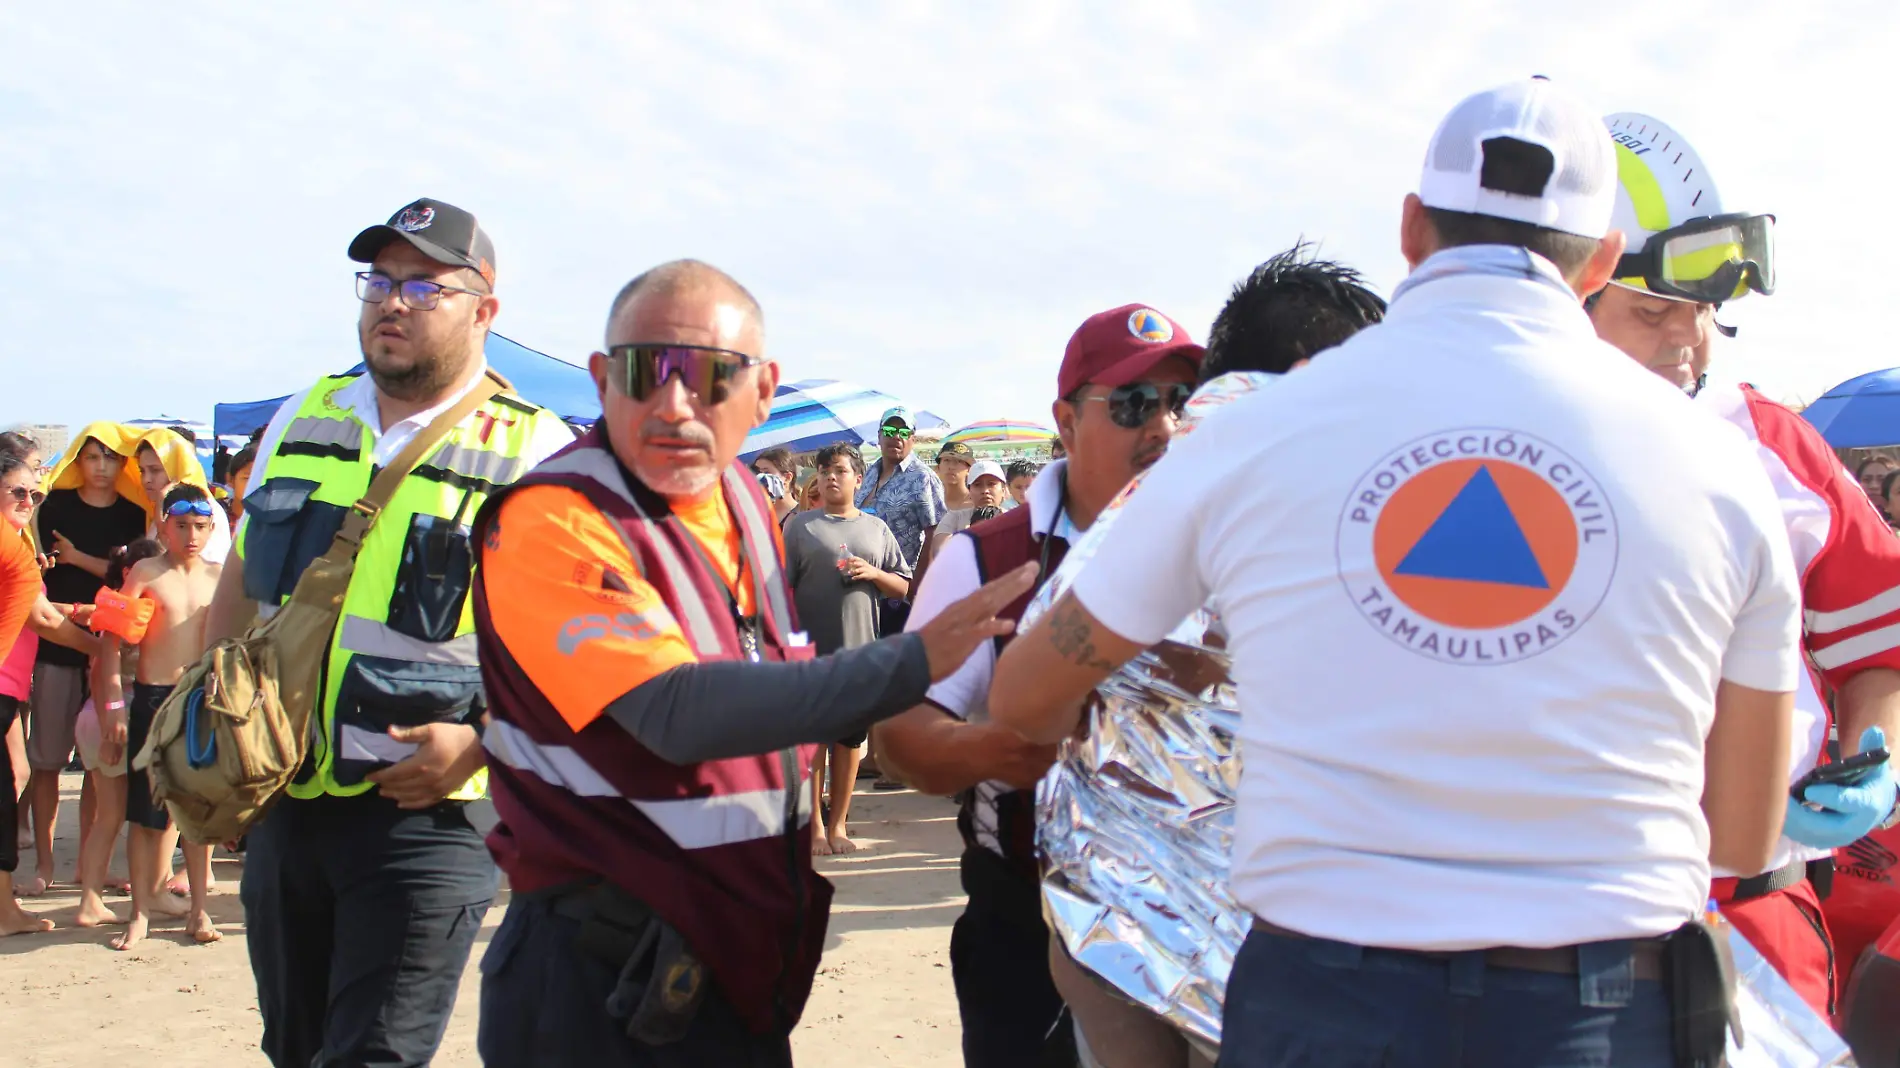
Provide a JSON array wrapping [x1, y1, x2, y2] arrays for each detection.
[[1019, 381, 1856, 1065]]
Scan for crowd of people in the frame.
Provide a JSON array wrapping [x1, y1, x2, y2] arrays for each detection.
[[4, 75, 1900, 1068]]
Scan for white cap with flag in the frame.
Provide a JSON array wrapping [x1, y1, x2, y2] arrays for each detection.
[[1416, 78, 1617, 240]]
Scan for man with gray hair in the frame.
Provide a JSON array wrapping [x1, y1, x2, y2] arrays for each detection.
[[469, 259, 1037, 1065]]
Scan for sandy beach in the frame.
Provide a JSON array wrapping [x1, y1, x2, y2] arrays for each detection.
[[2, 774, 967, 1068]]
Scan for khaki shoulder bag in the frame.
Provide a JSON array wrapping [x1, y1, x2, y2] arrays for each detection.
[[136, 373, 507, 842]]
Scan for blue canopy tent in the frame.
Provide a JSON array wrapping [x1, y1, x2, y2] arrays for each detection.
[[213, 333, 599, 440], [740, 379, 946, 462], [1801, 367, 1900, 448]]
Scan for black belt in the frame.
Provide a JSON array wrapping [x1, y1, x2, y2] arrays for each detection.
[[1726, 859, 1806, 903], [1251, 918, 1665, 982]]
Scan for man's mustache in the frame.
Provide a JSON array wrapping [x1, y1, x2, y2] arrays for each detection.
[[639, 421, 716, 449]]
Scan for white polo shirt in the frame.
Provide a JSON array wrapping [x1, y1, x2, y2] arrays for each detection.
[[1068, 247, 1803, 950]]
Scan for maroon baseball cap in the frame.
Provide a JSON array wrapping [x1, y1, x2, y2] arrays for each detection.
[[1057, 304, 1205, 399]]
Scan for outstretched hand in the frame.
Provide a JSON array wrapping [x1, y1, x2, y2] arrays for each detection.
[[915, 562, 1039, 682]]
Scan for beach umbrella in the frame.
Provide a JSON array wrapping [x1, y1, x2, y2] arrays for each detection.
[[1800, 367, 1900, 448], [740, 379, 945, 460], [941, 419, 1057, 447]]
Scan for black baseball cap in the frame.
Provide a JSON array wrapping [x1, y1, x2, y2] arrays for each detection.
[[348, 198, 497, 287]]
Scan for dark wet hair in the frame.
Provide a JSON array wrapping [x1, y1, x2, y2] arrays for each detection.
[[107, 539, 163, 589], [161, 483, 211, 512], [1203, 242, 1386, 383], [813, 443, 866, 477], [1004, 459, 1039, 483]]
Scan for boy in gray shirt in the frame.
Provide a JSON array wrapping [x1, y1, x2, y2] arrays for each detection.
[[784, 443, 912, 853]]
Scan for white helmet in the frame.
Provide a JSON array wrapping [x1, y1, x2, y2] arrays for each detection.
[[1602, 113, 1775, 304]]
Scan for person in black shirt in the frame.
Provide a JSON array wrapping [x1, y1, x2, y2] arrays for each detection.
[[24, 436, 145, 892]]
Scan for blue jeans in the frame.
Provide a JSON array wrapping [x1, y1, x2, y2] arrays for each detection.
[[1217, 928, 1671, 1068]]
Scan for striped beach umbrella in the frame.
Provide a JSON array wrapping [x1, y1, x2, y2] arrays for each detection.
[[941, 419, 1057, 447], [740, 379, 946, 460]]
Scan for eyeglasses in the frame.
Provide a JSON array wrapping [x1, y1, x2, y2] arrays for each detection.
[[165, 498, 216, 518], [355, 271, 489, 312], [602, 344, 763, 404], [5, 486, 44, 506], [1074, 382, 1192, 429], [880, 426, 913, 440]]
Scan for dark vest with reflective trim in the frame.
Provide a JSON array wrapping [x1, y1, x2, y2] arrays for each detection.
[[471, 428, 830, 1036], [964, 505, 1068, 882]]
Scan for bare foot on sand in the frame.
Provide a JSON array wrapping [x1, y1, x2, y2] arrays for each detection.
[[826, 831, 858, 855], [75, 890, 125, 928], [110, 913, 148, 950], [165, 874, 190, 896], [812, 834, 833, 857], [147, 892, 189, 919], [107, 875, 132, 894], [0, 904, 54, 936], [187, 910, 222, 944]]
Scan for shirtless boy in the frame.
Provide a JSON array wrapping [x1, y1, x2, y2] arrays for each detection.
[[98, 484, 223, 948]]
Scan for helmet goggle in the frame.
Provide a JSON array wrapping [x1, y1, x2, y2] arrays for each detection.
[[1614, 212, 1776, 304]]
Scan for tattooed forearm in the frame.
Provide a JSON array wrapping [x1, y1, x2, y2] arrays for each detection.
[[1045, 597, 1117, 671]]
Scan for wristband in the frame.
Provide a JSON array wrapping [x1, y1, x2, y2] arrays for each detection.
[[104, 700, 125, 711]]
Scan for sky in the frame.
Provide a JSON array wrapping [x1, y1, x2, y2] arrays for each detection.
[[3, 2, 1894, 435]]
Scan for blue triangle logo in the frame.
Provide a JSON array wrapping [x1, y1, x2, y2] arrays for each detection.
[[1393, 466, 1548, 588]]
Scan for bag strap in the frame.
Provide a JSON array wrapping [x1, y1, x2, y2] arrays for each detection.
[[325, 370, 511, 559]]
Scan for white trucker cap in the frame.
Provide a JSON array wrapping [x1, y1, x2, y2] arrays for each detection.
[[1417, 78, 1617, 239], [967, 459, 1006, 485]]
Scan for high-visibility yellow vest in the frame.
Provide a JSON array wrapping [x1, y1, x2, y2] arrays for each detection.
[[237, 373, 570, 800]]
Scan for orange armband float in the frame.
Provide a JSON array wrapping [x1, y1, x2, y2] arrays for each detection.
[[92, 588, 156, 643]]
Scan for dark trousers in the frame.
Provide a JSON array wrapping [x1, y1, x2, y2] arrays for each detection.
[[478, 894, 794, 1068], [0, 696, 17, 874], [1217, 927, 1672, 1068], [240, 791, 496, 1068], [951, 847, 1078, 1068]]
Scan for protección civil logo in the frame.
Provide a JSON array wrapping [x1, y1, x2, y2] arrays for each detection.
[[1335, 428, 1619, 665]]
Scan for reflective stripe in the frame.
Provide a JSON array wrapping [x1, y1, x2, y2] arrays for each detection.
[[485, 719, 618, 796], [1614, 142, 1673, 234], [428, 442, 525, 487], [484, 720, 811, 848], [641, 531, 726, 658], [538, 446, 639, 505], [634, 787, 811, 852], [1811, 621, 1900, 671], [1806, 586, 1900, 635], [283, 415, 362, 449], [338, 615, 480, 666], [723, 466, 795, 636], [338, 722, 420, 764]]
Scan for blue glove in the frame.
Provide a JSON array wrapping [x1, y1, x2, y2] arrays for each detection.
[[1782, 727, 1897, 850]]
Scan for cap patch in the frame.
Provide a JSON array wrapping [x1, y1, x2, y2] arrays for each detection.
[[394, 205, 435, 232], [1128, 309, 1173, 343]]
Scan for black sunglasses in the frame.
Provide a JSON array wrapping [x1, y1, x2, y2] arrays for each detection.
[[603, 344, 763, 403], [1075, 382, 1191, 429], [6, 486, 44, 506]]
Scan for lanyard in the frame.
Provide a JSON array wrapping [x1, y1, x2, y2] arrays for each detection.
[[1038, 473, 1068, 576], [674, 517, 763, 663]]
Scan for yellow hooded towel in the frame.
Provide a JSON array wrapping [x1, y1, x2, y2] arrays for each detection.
[[44, 423, 207, 527]]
